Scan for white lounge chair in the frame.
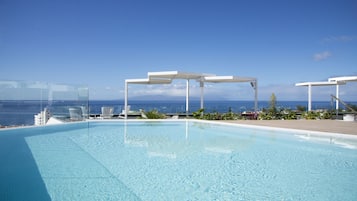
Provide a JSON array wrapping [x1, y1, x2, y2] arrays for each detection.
[[140, 109, 148, 119], [120, 105, 131, 115], [170, 115, 179, 119], [101, 106, 114, 119], [80, 106, 89, 119], [69, 107, 83, 121], [46, 117, 65, 125]]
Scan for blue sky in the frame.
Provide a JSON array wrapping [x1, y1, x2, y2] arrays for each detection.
[[1, 0, 357, 101]]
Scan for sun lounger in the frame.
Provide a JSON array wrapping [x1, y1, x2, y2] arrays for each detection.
[[101, 106, 114, 119], [69, 107, 83, 121]]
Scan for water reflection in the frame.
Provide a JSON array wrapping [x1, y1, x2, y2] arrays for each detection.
[[123, 121, 256, 159]]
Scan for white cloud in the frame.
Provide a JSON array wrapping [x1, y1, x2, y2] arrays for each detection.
[[322, 35, 354, 43], [313, 51, 332, 61]]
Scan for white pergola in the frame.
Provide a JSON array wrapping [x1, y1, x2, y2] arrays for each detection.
[[295, 81, 345, 111], [124, 71, 258, 119], [295, 75, 357, 111]]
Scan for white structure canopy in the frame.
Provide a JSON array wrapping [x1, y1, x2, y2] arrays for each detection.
[[295, 75, 357, 111], [124, 71, 258, 119]]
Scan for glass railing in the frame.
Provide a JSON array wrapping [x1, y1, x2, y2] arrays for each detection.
[[0, 81, 89, 127]]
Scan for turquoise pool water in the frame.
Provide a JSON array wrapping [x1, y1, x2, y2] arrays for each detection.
[[1, 120, 357, 200]]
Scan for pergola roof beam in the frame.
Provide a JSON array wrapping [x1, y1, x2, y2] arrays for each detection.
[[148, 71, 215, 80], [125, 78, 172, 84], [295, 81, 343, 87], [328, 76, 357, 82], [204, 76, 256, 83]]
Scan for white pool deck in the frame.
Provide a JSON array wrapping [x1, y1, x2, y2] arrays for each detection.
[[223, 119, 357, 135], [91, 119, 357, 136]]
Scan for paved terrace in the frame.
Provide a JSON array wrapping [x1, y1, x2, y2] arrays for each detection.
[[224, 120, 357, 135]]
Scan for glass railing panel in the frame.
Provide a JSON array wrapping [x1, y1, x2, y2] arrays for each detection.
[[0, 81, 88, 127]]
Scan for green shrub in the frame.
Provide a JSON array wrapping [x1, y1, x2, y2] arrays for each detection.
[[222, 111, 239, 120], [144, 110, 166, 119], [192, 108, 241, 120], [281, 109, 297, 120], [320, 111, 332, 119], [302, 111, 319, 120], [192, 108, 204, 119], [258, 112, 273, 120]]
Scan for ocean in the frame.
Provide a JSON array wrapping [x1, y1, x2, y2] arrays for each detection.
[[0, 100, 355, 126]]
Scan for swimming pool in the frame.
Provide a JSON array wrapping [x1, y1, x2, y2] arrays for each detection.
[[1, 120, 357, 200]]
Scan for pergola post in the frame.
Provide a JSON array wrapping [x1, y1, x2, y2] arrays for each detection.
[[186, 79, 189, 115], [336, 85, 339, 110], [200, 80, 204, 109], [308, 84, 312, 111], [254, 80, 258, 112], [124, 81, 128, 119]]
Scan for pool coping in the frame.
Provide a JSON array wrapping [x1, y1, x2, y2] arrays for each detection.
[[2, 119, 357, 140], [86, 119, 357, 139]]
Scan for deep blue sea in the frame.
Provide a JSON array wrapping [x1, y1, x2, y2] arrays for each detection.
[[1, 100, 356, 126]]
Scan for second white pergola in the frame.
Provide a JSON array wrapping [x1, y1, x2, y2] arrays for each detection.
[[296, 75, 357, 111], [295, 81, 345, 111]]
